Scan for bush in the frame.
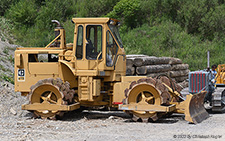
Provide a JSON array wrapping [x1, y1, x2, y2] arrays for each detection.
[[6, 0, 37, 27], [107, 0, 142, 30], [0, 17, 15, 43], [63, 20, 76, 44], [13, 25, 54, 47], [140, 0, 182, 25], [177, 0, 220, 35], [35, 0, 77, 30], [199, 4, 225, 41], [0, 0, 18, 16], [75, 0, 120, 17]]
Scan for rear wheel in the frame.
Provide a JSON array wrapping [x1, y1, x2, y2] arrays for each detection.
[[125, 77, 172, 122], [29, 78, 75, 119]]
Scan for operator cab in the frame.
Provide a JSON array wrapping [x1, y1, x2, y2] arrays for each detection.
[[72, 18, 125, 70]]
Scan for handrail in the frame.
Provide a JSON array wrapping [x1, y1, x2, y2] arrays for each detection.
[[45, 33, 62, 48], [96, 52, 102, 71], [72, 55, 77, 71]]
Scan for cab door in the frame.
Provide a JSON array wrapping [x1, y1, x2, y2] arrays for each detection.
[[75, 24, 103, 70], [105, 29, 119, 68]]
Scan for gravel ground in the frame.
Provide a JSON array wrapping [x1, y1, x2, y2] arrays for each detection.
[[0, 84, 224, 141], [0, 41, 19, 86]]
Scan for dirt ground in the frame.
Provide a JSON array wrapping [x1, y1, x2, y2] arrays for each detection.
[[0, 84, 224, 141], [0, 109, 224, 141]]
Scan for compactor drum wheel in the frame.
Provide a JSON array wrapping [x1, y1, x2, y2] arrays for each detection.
[[29, 78, 75, 119], [125, 78, 172, 122]]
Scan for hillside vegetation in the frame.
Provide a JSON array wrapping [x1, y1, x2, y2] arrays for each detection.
[[0, 0, 224, 70]]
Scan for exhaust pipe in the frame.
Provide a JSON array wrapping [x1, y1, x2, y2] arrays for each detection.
[[51, 20, 61, 27], [207, 51, 210, 71], [51, 20, 64, 47]]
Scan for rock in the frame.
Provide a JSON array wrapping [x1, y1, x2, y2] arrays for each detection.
[[108, 116, 115, 119], [10, 107, 17, 115], [3, 83, 9, 87]]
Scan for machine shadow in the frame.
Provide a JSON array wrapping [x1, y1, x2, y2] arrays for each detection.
[[124, 114, 181, 124], [62, 110, 182, 124], [62, 110, 131, 121], [206, 109, 225, 114]]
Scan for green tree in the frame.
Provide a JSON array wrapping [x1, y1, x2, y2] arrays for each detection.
[[75, 0, 120, 17], [6, 0, 37, 27], [140, 0, 183, 25], [107, 0, 142, 30], [0, 0, 18, 16], [177, 0, 219, 34], [200, 4, 225, 41], [35, 0, 76, 30]]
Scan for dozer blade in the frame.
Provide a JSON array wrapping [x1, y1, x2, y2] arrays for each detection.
[[176, 92, 209, 124]]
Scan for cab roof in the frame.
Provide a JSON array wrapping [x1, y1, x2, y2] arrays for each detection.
[[72, 18, 119, 24]]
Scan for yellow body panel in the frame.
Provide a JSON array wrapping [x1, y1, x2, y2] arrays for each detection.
[[29, 63, 59, 74], [72, 18, 110, 24], [215, 64, 225, 84], [22, 102, 80, 111], [113, 76, 148, 103]]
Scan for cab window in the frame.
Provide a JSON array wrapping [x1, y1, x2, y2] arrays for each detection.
[[76, 25, 83, 59], [86, 25, 102, 60], [106, 31, 118, 66]]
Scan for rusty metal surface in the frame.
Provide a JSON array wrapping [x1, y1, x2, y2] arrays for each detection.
[[186, 92, 209, 123]]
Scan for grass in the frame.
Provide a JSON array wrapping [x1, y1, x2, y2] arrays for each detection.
[[0, 73, 14, 84], [8, 55, 14, 64], [3, 47, 9, 55], [0, 17, 15, 44]]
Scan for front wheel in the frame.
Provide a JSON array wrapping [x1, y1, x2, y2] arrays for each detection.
[[29, 78, 75, 119], [126, 78, 162, 122]]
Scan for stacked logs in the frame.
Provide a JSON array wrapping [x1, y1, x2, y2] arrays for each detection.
[[126, 55, 189, 84]]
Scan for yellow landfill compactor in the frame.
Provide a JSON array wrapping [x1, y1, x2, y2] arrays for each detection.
[[14, 18, 208, 123]]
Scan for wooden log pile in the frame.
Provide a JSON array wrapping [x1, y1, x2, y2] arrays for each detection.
[[126, 55, 189, 83]]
